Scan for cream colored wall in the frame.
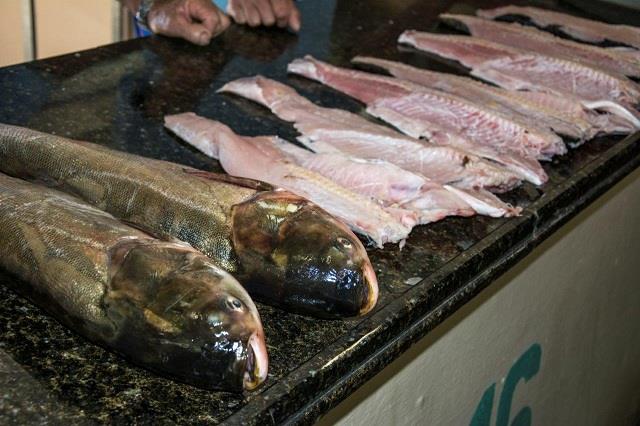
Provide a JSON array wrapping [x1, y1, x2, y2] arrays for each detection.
[[35, 0, 114, 59], [0, 0, 27, 67], [0, 0, 122, 67]]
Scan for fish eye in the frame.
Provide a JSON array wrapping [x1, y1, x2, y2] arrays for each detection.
[[337, 237, 352, 248], [225, 297, 244, 312]]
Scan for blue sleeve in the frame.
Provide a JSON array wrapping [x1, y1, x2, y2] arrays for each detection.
[[212, 0, 229, 13]]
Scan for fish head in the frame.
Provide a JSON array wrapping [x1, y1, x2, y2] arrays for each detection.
[[232, 190, 378, 318], [107, 240, 268, 392]]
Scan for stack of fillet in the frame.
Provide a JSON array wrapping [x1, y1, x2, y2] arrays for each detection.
[[0, 123, 381, 392], [165, 6, 639, 250]]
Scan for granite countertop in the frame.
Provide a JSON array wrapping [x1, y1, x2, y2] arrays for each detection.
[[1, 0, 639, 424]]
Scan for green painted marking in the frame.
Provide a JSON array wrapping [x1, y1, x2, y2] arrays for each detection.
[[470, 383, 496, 426], [496, 343, 542, 426], [468, 343, 542, 426]]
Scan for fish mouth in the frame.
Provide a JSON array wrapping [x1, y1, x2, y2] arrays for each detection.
[[359, 262, 379, 316], [243, 331, 269, 391]]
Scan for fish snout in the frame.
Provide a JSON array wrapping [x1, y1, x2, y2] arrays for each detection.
[[360, 261, 379, 316], [243, 330, 269, 390]]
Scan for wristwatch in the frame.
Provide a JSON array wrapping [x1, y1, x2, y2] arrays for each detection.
[[135, 0, 155, 30]]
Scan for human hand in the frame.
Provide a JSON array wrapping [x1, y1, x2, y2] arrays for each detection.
[[227, 0, 301, 32], [147, 0, 231, 45]]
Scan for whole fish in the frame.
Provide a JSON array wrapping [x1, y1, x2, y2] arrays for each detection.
[[0, 124, 377, 318], [0, 173, 267, 391]]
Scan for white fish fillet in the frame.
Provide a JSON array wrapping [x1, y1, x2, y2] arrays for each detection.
[[219, 76, 524, 193], [287, 56, 551, 185], [477, 5, 640, 49], [260, 139, 488, 222], [398, 32, 640, 129], [441, 13, 640, 78], [164, 112, 412, 247], [353, 56, 636, 139]]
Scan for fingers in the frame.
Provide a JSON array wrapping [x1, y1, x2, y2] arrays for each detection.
[[227, 0, 247, 25], [270, 0, 291, 28], [255, 0, 276, 27], [148, 0, 230, 46], [244, 3, 262, 27], [229, 0, 301, 30], [186, 0, 230, 41], [286, 1, 301, 32], [228, 0, 260, 27]]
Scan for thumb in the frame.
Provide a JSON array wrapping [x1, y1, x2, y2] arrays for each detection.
[[178, 22, 213, 45]]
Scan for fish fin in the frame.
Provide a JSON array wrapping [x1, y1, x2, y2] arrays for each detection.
[[182, 168, 273, 191]]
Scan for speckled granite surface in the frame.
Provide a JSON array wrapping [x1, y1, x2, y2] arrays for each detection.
[[0, 0, 639, 424]]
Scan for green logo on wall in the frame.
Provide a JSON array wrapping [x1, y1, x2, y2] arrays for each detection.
[[470, 343, 542, 426]]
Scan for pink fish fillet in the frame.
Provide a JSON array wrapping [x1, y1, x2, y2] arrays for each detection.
[[441, 14, 640, 78], [219, 76, 523, 193], [278, 140, 522, 218], [477, 5, 640, 49], [399, 32, 640, 129], [258, 139, 503, 221], [287, 56, 551, 186], [164, 112, 413, 248], [354, 56, 589, 140], [353, 56, 636, 140]]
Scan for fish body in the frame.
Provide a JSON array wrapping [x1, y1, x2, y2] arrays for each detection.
[[0, 173, 267, 391], [0, 124, 377, 318], [398, 32, 640, 125], [219, 76, 522, 193], [288, 56, 550, 185], [441, 14, 640, 78], [164, 113, 412, 247], [477, 5, 640, 49]]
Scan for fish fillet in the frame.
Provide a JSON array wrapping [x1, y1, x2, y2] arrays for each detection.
[[353, 56, 636, 139], [477, 5, 640, 49], [441, 14, 640, 78], [255, 137, 508, 220], [219, 76, 522, 193], [288, 56, 550, 185], [164, 113, 413, 248], [399, 32, 640, 128]]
